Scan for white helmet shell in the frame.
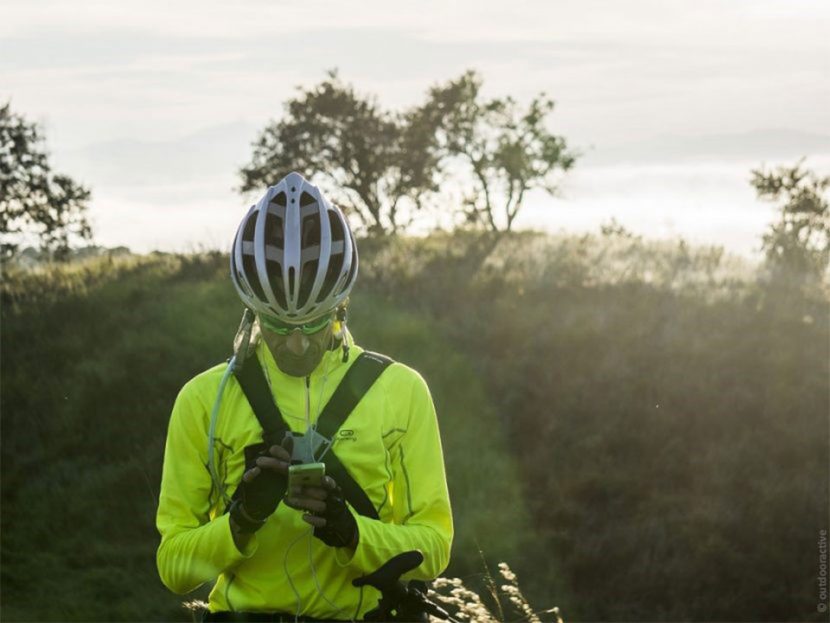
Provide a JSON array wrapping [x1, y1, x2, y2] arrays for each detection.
[[230, 172, 358, 323]]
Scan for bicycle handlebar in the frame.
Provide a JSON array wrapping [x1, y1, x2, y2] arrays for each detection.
[[352, 550, 424, 591], [352, 550, 459, 623]]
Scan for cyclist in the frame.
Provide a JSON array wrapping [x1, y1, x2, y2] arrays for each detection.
[[156, 172, 453, 621]]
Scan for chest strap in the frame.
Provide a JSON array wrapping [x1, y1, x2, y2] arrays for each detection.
[[231, 350, 394, 520]]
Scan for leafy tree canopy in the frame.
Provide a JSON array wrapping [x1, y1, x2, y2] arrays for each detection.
[[0, 103, 92, 260], [751, 160, 830, 283], [239, 70, 444, 234], [426, 70, 577, 233]]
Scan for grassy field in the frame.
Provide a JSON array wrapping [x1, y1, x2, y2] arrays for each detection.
[[1, 231, 828, 621]]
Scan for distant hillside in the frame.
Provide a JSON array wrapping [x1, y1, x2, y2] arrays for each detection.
[[56, 121, 260, 187], [583, 128, 830, 165]]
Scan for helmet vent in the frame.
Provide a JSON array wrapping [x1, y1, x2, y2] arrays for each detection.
[[288, 267, 296, 301], [319, 256, 343, 303], [329, 211, 345, 245], [268, 265, 287, 309], [271, 191, 287, 208], [265, 213, 284, 250], [302, 213, 321, 252], [242, 210, 257, 241], [300, 260, 319, 303], [300, 191, 316, 207], [242, 254, 265, 301]]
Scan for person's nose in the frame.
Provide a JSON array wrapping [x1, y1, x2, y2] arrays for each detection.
[[285, 330, 310, 356]]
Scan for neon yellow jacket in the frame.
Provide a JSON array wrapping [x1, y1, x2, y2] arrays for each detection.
[[156, 336, 453, 618]]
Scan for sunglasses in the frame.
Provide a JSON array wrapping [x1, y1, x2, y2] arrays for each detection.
[[258, 313, 333, 336]]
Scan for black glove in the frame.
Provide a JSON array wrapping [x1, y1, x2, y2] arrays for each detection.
[[231, 436, 292, 533], [313, 482, 359, 548]]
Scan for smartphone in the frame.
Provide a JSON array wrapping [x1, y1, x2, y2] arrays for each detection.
[[288, 462, 326, 491]]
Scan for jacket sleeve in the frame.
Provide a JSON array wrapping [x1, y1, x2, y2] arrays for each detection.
[[156, 377, 258, 594], [336, 368, 453, 580]]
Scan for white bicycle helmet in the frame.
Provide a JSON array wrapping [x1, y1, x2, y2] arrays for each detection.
[[230, 172, 358, 323]]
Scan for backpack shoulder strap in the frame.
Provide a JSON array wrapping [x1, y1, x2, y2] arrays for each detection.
[[233, 354, 288, 446], [315, 351, 394, 440], [316, 351, 394, 520]]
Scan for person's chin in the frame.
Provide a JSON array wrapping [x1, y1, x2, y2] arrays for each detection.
[[275, 350, 321, 377]]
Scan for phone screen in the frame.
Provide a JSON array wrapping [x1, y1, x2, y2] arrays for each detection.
[[288, 462, 325, 490]]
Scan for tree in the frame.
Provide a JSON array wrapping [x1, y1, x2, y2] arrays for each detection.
[[751, 160, 830, 283], [0, 103, 92, 261], [239, 71, 444, 235], [426, 70, 577, 233]]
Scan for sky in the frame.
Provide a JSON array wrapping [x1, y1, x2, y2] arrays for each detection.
[[2, 0, 829, 259]]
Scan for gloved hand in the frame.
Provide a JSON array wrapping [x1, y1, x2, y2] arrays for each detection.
[[285, 475, 359, 548], [231, 435, 293, 533]]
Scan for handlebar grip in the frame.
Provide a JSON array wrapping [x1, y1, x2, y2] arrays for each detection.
[[352, 550, 424, 590]]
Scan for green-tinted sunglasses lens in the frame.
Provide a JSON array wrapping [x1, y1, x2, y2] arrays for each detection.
[[260, 314, 331, 335]]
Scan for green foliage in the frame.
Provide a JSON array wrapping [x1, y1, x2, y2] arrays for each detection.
[[751, 160, 830, 285], [1, 252, 235, 621], [2, 231, 827, 622], [358, 230, 828, 622], [239, 70, 444, 234], [426, 71, 577, 232], [0, 103, 93, 261]]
